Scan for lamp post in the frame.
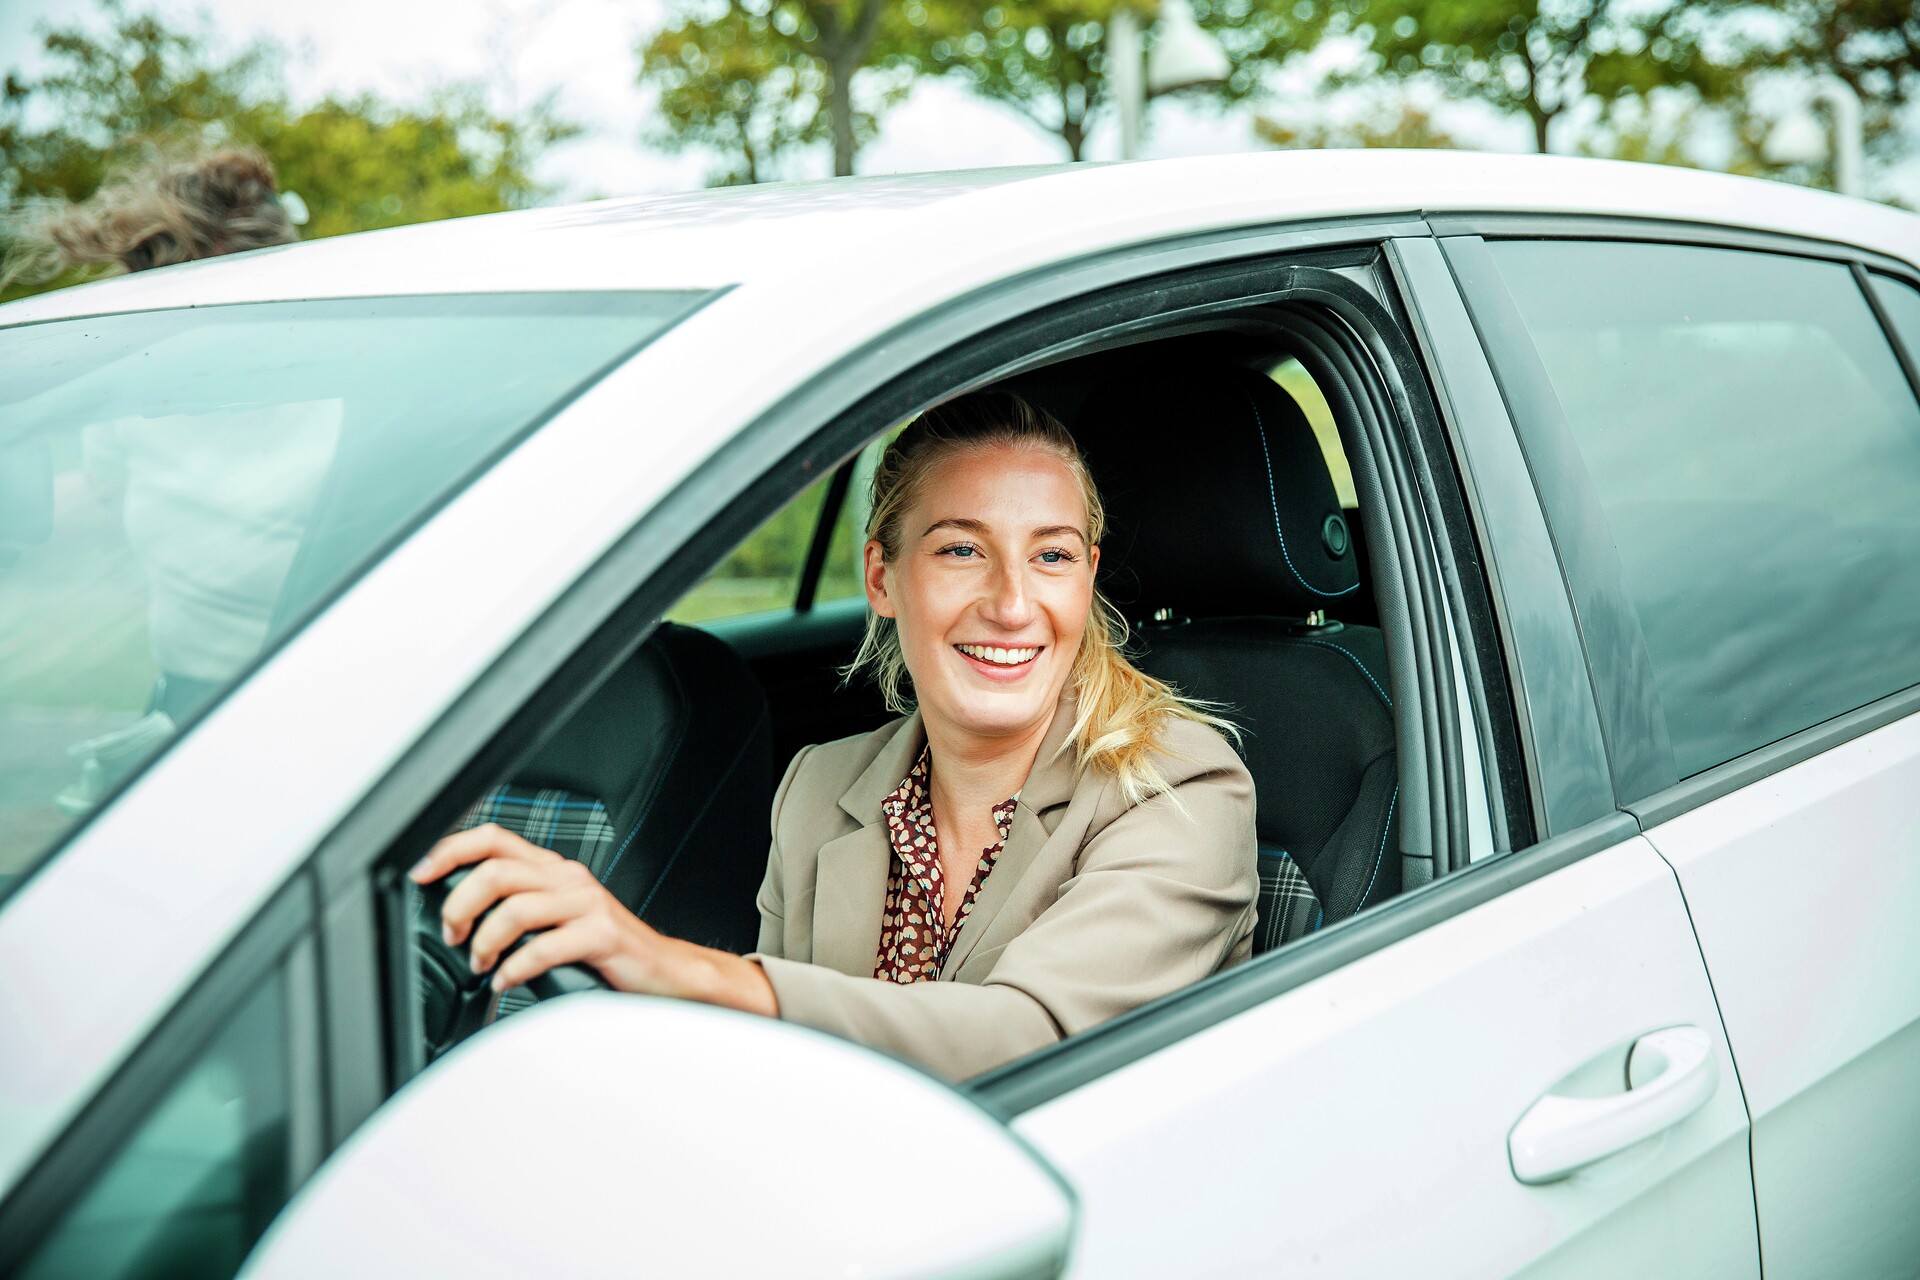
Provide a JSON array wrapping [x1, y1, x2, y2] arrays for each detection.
[[1762, 75, 1864, 198], [1111, 0, 1232, 161]]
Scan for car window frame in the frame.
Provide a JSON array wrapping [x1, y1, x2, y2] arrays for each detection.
[[349, 243, 1566, 1124], [1447, 222, 1920, 826]]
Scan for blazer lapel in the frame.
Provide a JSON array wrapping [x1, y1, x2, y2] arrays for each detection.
[[942, 693, 1083, 976], [811, 711, 926, 977], [809, 824, 892, 977]]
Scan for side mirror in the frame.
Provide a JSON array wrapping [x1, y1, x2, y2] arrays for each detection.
[[243, 995, 1075, 1279]]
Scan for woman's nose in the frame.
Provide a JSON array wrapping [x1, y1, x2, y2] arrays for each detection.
[[979, 562, 1034, 629]]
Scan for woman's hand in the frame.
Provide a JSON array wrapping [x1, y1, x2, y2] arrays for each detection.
[[408, 823, 777, 1017]]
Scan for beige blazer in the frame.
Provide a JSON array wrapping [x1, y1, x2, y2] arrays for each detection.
[[751, 695, 1258, 1081]]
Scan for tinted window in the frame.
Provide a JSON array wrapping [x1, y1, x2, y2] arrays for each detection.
[[16, 975, 291, 1280], [0, 292, 699, 900], [1490, 241, 1920, 776]]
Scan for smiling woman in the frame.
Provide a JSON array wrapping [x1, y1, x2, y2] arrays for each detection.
[[412, 391, 1260, 1079]]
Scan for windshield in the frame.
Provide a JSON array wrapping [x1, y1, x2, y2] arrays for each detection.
[[0, 291, 704, 901]]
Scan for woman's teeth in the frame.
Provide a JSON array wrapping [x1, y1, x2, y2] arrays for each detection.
[[957, 644, 1039, 666]]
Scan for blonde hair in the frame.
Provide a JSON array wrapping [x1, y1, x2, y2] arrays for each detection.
[[844, 391, 1234, 805], [3, 147, 296, 289]]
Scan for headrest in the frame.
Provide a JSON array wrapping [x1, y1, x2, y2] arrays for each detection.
[[1081, 361, 1359, 619]]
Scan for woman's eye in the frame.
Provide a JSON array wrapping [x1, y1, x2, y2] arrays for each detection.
[[1037, 549, 1076, 565], [940, 544, 978, 559]]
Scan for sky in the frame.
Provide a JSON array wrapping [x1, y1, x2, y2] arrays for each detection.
[[2, 0, 1913, 205]]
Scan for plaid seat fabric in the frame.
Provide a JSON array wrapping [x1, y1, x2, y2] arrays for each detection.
[[1254, 848, 1323, 954], [450, 785, 619, 1022], [454, 785, 617, 869]]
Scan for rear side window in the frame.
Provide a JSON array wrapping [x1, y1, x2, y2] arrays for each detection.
[[1489, 241, 1920, 776]]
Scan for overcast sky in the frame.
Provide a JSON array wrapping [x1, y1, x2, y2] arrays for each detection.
[[2, 0, 1912, 204]]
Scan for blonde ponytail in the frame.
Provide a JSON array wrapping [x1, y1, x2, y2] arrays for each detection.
[[844, 392, 1235, 805]]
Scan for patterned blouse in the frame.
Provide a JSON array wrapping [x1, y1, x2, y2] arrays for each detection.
[[874, 748, 1019, 984]]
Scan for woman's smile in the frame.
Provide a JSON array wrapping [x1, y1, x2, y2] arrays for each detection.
[[954, 642, 1045, 680]]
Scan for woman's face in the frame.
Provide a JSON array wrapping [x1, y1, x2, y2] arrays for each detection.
[[866, 443, 1099, 750]]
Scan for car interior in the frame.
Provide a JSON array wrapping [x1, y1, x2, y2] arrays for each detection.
[[416, 326, 1406, 1048]]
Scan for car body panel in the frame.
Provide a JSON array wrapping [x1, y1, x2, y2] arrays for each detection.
[[1013, 835, 1756, 1278], [1643, 708, 1920, 1276]]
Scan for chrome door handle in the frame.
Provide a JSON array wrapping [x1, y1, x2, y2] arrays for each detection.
[[1508, 1025, 1719, 1185]]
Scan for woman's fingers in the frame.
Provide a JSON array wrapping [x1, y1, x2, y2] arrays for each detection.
[[407, 822, 540, 887], [466, 888, 590, 976], [438, 850, 562, 947], [489, 917, 620, 993]]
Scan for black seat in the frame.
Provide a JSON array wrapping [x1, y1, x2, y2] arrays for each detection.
[[1081, 362, 1399, 952], [454, 622, 773, 954]]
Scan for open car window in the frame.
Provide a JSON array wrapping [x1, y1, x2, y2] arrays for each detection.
[[0, 291, 703, 903]]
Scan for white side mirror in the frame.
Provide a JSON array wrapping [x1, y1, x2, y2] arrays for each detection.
[[243, 995, 1075, 1279]]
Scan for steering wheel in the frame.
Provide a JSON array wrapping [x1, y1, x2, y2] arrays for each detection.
[[413, 865, 610, 1057]]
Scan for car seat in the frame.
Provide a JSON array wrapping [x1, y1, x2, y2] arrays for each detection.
[[1081, 361, 1399, 952]]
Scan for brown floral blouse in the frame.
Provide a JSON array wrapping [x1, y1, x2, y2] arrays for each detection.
[[873, 748, 1019, 984]]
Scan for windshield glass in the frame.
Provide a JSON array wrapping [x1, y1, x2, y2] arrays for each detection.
[[0, 291, 703, 901]]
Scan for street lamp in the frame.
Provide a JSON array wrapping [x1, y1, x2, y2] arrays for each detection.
[[1762, 75, 1864, 198], [1110, 0, 1233, 161]]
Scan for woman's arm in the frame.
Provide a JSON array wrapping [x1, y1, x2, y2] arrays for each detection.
[[408, 825, 777, 1016]]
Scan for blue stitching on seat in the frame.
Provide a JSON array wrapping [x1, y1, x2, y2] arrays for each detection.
[[1357, 785, 1397, 910], [1247, 388, 1356, 599], [1296, 639, 1392, 709]]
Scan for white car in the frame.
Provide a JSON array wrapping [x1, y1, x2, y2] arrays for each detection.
[[1, 150, 1918, 1280]]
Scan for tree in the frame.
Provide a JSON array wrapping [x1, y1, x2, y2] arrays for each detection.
[[1286, 0, 1753, 153], [919, 0, 1298, 162], [638, 0, 907, 180], [0, 0, 279, 208], [638, 5, 835, 184], [1256, 98, 1462, 151], [2, 2, 577, 297], [1703, 0, 1916, 169], [917, 0, 1116, 162], [270, 89, 576, 238]]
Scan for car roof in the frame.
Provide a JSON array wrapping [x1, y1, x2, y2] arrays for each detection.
[[4, 149, 1917, 327]]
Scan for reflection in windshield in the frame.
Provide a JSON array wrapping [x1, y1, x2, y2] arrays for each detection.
[[0, 291, 702, 900], [52, 401, 345, 813]]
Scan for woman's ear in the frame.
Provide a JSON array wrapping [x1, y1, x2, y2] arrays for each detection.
[[1088, 543, 1100, 576], [864, 540, 896, 618]]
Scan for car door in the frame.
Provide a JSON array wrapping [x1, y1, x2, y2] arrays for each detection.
[[1447, 232, 1920, 1277], [957, 235, 1760, 1278]]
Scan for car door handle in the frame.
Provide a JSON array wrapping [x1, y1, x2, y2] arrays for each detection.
[[1508, 1025, 1719, 1185]]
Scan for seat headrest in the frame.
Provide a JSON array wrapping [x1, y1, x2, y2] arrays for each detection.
[[1082, 362, 1360, 619]]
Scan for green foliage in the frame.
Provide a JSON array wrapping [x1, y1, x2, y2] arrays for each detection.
[[638, 0, 908, 181], [916, 0, 1296, 161], [0, 0, 280, 208], [269, 90, 577, 239], [2, 2, 576, 299], [640, 4, 842, 184], [913, 0, 1123, 161], [1284, 0, 1758, 153], [1695, 0, 1916, 167], [1256, 98, 1462, 150]]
